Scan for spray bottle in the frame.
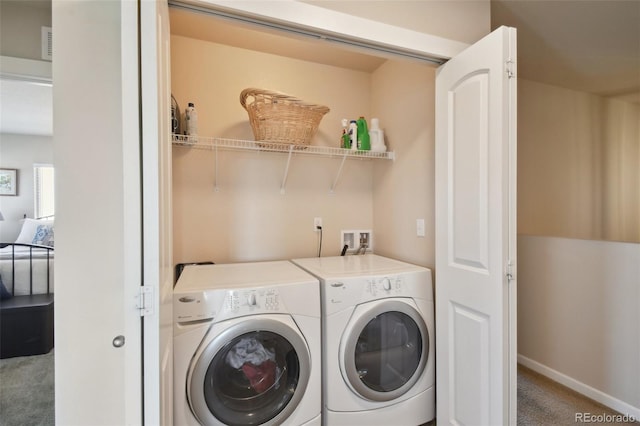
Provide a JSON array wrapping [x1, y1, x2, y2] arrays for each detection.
[[341, 118, 351, 148], [185, 102, 198, 138]]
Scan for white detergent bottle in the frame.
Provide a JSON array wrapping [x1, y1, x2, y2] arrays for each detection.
[[349, 120, 358, 151], [369, 118, 386, 152], [185, 102, 198, 139]]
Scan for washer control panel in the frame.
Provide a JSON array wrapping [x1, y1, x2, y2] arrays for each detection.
[[174, 291, 221, 323], [224, 288, 281, 314], [174, 288, 281, 322]]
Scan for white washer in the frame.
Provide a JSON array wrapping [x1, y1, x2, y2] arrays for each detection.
[[291, 255, 435, 426], [173, 261, 321, 426]]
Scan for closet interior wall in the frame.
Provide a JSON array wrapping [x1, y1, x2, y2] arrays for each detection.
[[170, 12, 438, 268]]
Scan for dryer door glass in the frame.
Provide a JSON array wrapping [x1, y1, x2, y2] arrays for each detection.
[[343, 301, 429, 402], [193, 328, 307, 425], [356, 311, 423, 392]]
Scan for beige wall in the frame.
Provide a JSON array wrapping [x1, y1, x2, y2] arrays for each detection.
[[518, 79, 640, 243], [301, 0, 490, 44], [371, 59, 436, 268], [0, 0, 51, 60], [170, 34, 439, 267], [169, 0, 492, 267], [518, 78, 640, 415], [171, 35, 376, 264]]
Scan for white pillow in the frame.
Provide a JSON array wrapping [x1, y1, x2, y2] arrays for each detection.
[[15, 218, 54, 244]]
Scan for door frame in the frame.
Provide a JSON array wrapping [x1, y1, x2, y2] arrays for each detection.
[[146, 2, 515, 423]]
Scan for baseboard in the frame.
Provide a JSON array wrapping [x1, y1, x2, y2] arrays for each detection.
[[518, 354, 640, 420]]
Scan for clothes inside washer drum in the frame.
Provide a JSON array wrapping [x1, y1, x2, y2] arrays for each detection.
[[241, 360, 278, 393], [226, 336, 279, 393]]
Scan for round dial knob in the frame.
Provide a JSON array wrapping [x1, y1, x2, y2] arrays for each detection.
[[382, 277, 392, 291], [247, 293, 257, 306]]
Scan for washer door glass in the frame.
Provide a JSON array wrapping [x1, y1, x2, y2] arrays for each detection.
[[189, 319, 310, 426], [343, 301, 428, 402]]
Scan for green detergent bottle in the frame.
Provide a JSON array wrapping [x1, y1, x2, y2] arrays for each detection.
[[357, 117, 371, 151]]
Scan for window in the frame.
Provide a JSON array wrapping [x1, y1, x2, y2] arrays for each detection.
[[34, 164, 55, 219]]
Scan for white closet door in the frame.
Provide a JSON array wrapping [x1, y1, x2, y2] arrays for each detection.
[[53, 1, 143, 424], [435, 26, 517, 425], [141, 0, 174, 424]]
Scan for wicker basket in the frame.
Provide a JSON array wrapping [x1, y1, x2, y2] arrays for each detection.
[[240, 88, 330, 148]]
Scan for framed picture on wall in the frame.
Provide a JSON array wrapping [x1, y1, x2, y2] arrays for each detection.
[[0, 169, 18, 196]]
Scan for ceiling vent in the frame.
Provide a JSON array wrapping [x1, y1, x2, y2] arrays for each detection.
[[41, 26, 52, 61]]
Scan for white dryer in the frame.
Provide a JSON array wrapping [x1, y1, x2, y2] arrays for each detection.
[[173, 261, 321, 426], [291, 255, 435, 426]]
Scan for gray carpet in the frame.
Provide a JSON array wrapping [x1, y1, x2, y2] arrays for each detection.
[[1, 355, 637, 425], [0, 350, 54, 426], [518, 364, 638, 425]]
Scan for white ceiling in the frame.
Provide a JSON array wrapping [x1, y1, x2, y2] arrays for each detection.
[[1, 1, 638, 136]]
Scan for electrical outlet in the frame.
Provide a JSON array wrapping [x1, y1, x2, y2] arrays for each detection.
[[314, 217, 322, 231]]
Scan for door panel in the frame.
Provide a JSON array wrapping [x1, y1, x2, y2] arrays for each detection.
[[52, 1, 142, 423], [452, 303, 489, 424], [435, 26, 517, 425], [450, 71, 490, 271]]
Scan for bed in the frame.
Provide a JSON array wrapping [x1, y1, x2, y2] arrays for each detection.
[[0, 218, 55, 358], [0, 243, 54, 296]]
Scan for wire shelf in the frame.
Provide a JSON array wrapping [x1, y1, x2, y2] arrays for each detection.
[[172, 134, 395, 160], [172, 134, 394, 194]]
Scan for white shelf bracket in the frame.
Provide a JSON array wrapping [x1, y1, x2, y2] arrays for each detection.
[[171, 135, 395, 194], [330, 153, 348, 194], [213, 142, 219, 192], [280, 145, 295, 194]]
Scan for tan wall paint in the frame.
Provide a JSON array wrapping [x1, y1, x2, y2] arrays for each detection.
[[518, 79, 640, 243], [0, 1, 51, 60], [371, 60, 436, 268], [170, 35, 440, 267], [171, 35, 378, 264]]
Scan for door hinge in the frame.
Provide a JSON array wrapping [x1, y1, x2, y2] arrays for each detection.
[[506, 60, 515, 79], [506, 260, 515, 283], [136, 285, 155, 317]]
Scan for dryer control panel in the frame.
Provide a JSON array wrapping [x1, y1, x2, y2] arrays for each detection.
[[323, 270, 432, 315], [365, 276, 404, 296]]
